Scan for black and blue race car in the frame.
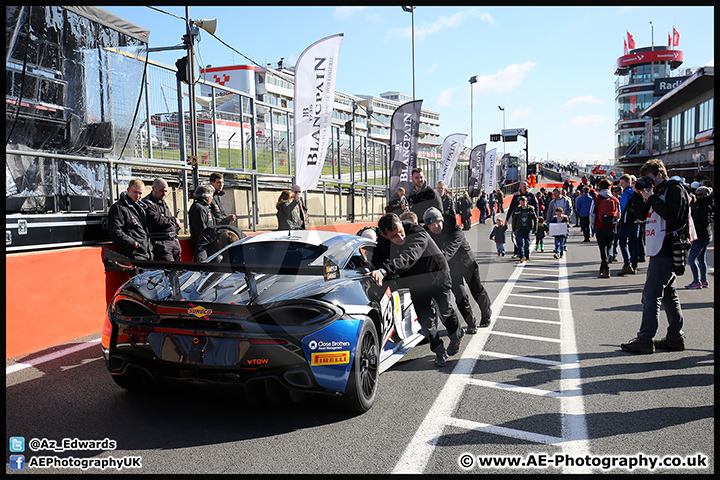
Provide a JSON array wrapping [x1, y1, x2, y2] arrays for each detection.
[[101, 230, 424, 412]]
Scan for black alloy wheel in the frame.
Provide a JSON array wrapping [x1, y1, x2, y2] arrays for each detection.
[[343, 317, 379, 412]]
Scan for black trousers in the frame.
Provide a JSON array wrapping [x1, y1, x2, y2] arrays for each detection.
[[595, 227, 615, 270], [407, 271, 460, 352], [152, 239, 182, 262], [451, 262, 492, 327], [579, 216, 591, 241]]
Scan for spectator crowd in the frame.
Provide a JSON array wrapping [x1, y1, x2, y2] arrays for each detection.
[[108, 160, 712, 360]]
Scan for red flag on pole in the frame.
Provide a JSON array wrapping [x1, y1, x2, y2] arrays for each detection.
[[668, 33, 672, 47], [673, 27, 679, 47], [627, 31, 635, 50], [624, 38, 628, 55]]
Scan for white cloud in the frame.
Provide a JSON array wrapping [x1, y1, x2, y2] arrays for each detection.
[[563, 95, 605, 108], [427, 62, 438, 73], [333, 7, 365, 20], [436, 88, 454, 107], [386, 8, 494, 40], [474, 62, 537, 94], [561, 115, 607, 128], [510, 108, 532, 121]]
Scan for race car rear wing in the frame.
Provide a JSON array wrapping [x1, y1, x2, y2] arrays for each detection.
[[103, 249, 340, 281]]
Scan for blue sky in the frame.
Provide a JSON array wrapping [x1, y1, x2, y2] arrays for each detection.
[[105, 5, 714, 166]]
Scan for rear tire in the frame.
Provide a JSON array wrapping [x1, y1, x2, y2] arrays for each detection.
[[343, 317, 379, 413]]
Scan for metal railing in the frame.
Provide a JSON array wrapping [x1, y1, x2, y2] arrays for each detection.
[[8, 56, 491, 235]]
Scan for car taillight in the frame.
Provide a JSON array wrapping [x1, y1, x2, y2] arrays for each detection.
[[124, 328, 151, 338]]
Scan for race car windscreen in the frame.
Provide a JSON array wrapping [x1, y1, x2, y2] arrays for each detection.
[[227, 242, 328, 268]]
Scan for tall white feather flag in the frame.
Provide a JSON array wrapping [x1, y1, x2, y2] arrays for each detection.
[[293, 34, 343, 191], [483, 148, 498, 193], [439, 133, 467, 186]]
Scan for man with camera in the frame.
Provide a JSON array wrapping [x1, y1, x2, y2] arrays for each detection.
[[620, 159, 692, 354]]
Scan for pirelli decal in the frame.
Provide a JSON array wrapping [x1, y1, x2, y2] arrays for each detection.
[[311, 350, 350, 366]]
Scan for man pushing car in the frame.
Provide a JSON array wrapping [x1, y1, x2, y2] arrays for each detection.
[[367, 212, 463, 367]]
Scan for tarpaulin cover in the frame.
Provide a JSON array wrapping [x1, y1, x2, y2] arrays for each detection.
[[5, 5, 149, 212]]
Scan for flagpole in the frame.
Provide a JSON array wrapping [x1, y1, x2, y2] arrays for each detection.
[[650, 19, 653, 48]]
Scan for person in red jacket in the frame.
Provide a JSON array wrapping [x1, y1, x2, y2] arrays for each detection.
[[590, 178, 620, 278]]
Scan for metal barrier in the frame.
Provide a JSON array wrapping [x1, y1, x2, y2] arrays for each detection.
[[8, 53, 503, 245]]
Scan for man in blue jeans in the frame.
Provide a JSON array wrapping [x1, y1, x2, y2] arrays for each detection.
[[616, 174, 642, 276], [510, 196, 537, 263], [621, 159, 690, 354]]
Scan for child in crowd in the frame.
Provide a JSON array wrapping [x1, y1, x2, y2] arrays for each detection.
[[535, 217, 549, 252], [489, 217, 508, 256], [550, 207, 570, 259]]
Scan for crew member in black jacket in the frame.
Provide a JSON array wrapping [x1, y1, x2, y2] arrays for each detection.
[[108, 178, 153, 261], [368, 213, 463, 367], [189, 184, 216, 253], [193, 224, 246, 262], [209, 172, 237, 225], [142, 177, 182, 261], [423, 207, 493, 333], [407, 167, 442, 225]]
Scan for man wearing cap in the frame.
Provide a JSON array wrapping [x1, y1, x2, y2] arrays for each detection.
[[424, 207, 492, 333], [291, 184, 308, 229], [368, 213, 463, 367]]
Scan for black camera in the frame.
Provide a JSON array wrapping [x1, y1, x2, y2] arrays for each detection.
[[635, 176, 655, 191]]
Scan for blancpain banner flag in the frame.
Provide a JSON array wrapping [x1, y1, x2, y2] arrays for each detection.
[[500, 153, 510, 186], [439, 133, 467, 186], [484, 148, 497, 193], [468, 143, 486, 197], [293, 34, 343, 191], [389, 99, 423, 195]]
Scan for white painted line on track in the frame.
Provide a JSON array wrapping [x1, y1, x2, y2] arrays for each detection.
[[522, 267, 560, 274], [393, 247, 591, 474], [392, 257, 523, 474], [468, 378, 564, 398], [503, 303, 560, 311], [480, 351, 562, 366], [489, 331, 562, 343], [446, 417, 563, 445], [508, 292, 560, 300], [522, 271, 560, 277], [6, 339, 101, 375], [513, 284, 558, 291], [515, 278, 559, 283], [556, 258, 592, 473], [496, 315, 561, 325]]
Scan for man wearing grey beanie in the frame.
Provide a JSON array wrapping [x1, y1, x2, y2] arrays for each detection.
[[424, 207, 493, 333]]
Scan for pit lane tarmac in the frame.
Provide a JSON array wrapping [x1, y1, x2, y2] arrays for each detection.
[[393, 241, 592, 474]]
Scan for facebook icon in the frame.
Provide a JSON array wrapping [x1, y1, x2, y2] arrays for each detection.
[[9, 455, 25, 470]]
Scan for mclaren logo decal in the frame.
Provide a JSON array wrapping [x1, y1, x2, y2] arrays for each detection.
[[311, 351, 350, 366], [188, 305, 212, 317]]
